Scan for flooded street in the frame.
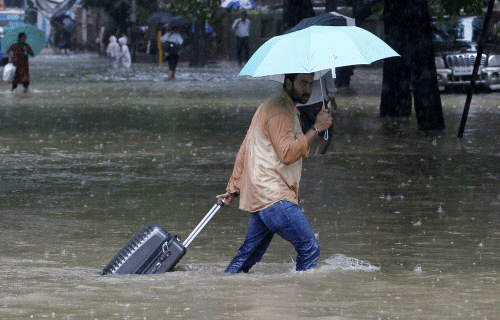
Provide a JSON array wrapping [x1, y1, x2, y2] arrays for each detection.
[[1, 51, 499, 319]]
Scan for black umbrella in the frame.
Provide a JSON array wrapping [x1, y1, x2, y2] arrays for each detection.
[[284, 12, 356, 34], [163, 16, 190, 29], [62, 16, 76, 33], [146, 11, 175, 25]]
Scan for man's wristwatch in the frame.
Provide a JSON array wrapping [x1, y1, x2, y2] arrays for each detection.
[[312, 126, 320, 135]]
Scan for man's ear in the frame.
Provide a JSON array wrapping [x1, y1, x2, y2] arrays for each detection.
[[285, 78, 293, 91]]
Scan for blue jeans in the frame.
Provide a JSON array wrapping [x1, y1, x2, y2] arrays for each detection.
[[225, 201, 320, 273]]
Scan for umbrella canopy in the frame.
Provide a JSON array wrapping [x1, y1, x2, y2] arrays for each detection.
[[62, 16, 76, 33], [147, 11, 175, 25], [285, 12, 356, 34], [147, 12, 190, 29], [239, 26, 399, 80], [1, 24, 47, 56], [221, 0, 257, 9], [163, 16, 190, 29]]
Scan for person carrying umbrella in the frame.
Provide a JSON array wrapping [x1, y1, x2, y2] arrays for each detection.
[[160, 26, 183, 80], [6, 32, 34, 93], [217, 73, 332, 274]]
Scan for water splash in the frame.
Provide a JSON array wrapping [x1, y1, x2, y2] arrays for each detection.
[[320, 254, 380, 272], [437, 204, 444, 214]]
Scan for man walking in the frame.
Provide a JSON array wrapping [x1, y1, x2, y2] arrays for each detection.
[[217, 73, 332, 274], [232, 11, 251, 66]]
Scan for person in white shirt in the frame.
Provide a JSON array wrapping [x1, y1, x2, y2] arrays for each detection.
[[106, 36, 120, 69], [160, 27, 184, 79], [296, 70, 337, 155], [231, 11, 250, 66], [118, 37, 131, 68]]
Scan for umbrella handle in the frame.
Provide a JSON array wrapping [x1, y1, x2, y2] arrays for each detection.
[[320, 79, 329, 141], [330, 56, 337, 79]]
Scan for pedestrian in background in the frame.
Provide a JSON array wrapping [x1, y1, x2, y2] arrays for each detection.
[[232, 11, 250, 66], [6, 32, 34, 93], [98, 26, 107, 54], [118, 33, 128, 48], [160, 27, 183, 80], [106, 35, 120, 68], [119, 37, 131, 68]]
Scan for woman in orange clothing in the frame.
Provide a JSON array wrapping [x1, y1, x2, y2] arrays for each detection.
[[6, 32, 34, 92]]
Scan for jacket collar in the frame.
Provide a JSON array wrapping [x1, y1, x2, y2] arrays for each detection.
[[280, 90, 300, 115]]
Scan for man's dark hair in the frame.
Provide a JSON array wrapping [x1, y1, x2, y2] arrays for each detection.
[[283, 73, 299, 89]]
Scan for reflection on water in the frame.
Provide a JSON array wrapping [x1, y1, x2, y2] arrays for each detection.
[[1, 52, 499, 319]]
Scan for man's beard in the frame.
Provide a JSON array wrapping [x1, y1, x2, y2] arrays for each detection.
[[290, 85, 310, 104]]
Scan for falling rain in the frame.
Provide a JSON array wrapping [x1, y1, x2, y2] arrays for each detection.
[[1, 51, 499, 319]]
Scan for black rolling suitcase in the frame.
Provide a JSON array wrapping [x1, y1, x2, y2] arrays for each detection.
[[101, 202, 223, 275]]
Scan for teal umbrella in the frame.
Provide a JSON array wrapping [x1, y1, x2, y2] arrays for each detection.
[[1, 24, 47, 56], [239, 26, 399, 80]]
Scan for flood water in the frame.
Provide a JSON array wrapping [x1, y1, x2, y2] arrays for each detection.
[[1, 51, 499, 319]]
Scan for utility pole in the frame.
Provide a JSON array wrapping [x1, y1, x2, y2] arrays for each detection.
[[457, 0, 495, 138], [130, 0, 137, 61]]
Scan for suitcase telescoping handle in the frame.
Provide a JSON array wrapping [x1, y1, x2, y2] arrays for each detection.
[[182, 201, 224, 248]]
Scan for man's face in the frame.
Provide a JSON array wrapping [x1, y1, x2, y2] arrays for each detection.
[[287, 74, 314, 104]]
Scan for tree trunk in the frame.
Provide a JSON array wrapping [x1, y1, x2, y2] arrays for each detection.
[[190, 19, 206, 67], [380, 0, 412, 117], [325, 0, 337, 13], [410, 0, 445, 130], [380, 0, 445, 130], [352, 0, 384, 25], [283, 0, 315, 30]]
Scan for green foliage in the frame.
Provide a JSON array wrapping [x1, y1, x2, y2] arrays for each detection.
[[163, 0, 223, 27], [360, 0, 484, 21], [135, 1, 159, 25], [430, 0, 483, 20], [371, 1, 384, 15], [82, 0, 165, 26], [82, 0, 127, 14]]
